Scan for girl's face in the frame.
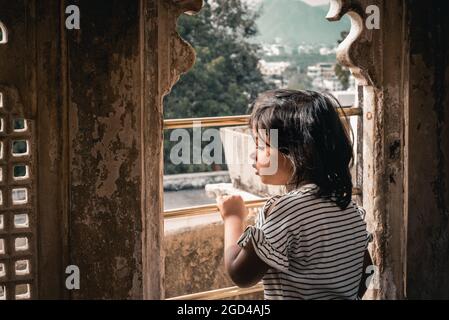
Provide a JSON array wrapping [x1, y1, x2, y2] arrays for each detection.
[[251, 128, 293, 186]]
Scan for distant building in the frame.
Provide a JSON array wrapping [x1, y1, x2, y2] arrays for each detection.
[[261, 43, 294, 56], [270, 79, 285, 88], [307, 62, 335, 80], [258, 60, 291, 76], [261, 43, 285, 56], [258, 60, 291, 89], [283, 44, 294, 55], [307, 65, 320, 78], [319, 47, 336, 55], [297, 44, 315, 55], [323, 77, 344, 91]]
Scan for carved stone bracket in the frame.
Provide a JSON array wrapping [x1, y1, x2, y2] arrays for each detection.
[[161, 0, 203, 97], [141, 0, 204, 300], [326, 0, 379, 87], [327, 0, 412, 300]]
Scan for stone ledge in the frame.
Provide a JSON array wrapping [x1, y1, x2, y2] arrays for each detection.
[[164, 171, 231, 191]]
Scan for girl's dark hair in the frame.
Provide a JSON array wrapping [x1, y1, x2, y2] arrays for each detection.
[[249, 89, 354, 209]]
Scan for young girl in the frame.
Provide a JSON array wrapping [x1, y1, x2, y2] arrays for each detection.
[[217, 89, 371, 300]]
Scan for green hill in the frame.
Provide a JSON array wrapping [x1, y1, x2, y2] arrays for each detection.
[[253, 0, 350, 45]]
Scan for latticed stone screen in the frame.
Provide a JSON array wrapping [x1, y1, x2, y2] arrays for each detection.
[[0, 91, 36, 300]]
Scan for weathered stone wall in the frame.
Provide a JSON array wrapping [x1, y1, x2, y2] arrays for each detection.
[[165, 222, 234, 298], [66, 0, 203, 300], [0, 0, 202, 299], [405, 0, 449, 299], [0, 0, 70, 299], [328, 0, 409, 299], [67, 0, 143, 299], [328, 0, 449, 299]]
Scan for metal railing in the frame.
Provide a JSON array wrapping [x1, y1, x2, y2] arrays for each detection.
[[166, 283, 264, 300], [165, 198, 269, 219], [163, 107, 361, 130], [164, 187, 362, 219]]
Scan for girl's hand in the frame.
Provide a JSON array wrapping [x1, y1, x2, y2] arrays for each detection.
[[217, 195, 249, 221]]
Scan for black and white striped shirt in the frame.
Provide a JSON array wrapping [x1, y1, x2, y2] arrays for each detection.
[[237, 183, 370, 300]]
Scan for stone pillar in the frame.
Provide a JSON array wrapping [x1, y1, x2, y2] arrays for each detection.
[[0, 0, 202, 299], [328, 0, 449, 299], [67, 0, 201, 300], [404, 0, 449, 299]]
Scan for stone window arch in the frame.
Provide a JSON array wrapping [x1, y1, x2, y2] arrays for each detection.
[[325, 0, 419, 300]]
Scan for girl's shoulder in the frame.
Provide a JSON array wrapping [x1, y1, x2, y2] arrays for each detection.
[[261, 183, 319, 220]]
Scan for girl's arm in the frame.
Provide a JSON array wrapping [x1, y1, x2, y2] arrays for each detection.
[[218, 195, 270, 288]]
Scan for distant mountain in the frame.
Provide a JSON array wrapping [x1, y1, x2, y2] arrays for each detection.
[[252, 0, 350, 46]]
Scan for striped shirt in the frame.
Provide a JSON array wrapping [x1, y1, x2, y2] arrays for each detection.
[[237, 183, 371, 300]]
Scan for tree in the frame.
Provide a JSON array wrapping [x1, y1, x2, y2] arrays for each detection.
[[164, 0, 269, 174], [334, 31, 351, 90], [164, 0, 269, 119]]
